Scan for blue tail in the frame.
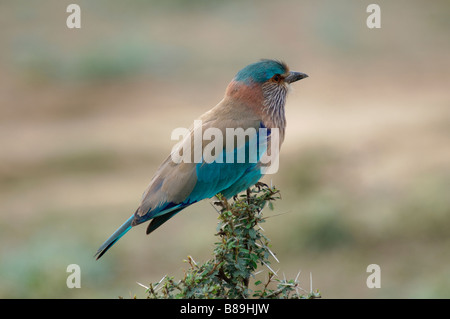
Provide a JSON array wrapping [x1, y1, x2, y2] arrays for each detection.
[[95, 215, 134, 260]]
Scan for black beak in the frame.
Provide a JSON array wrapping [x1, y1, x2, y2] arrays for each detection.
[[285, 71, 309, 84]]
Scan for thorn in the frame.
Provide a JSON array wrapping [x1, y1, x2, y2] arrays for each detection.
[[262, 261, 278, 275], [295, 270, 301, 283], [267, 246, 279, 263], [156, 275, 167, 287], [136, 282, 149, 290], [262, 210, 291, 220], [153, 275, 167, 292], [188, 255, 198, 266]]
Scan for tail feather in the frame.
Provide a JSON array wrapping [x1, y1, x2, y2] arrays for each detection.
[[95, 215, 134, 260], [146, 208, 184, 235], [95, 204, 192, 259]]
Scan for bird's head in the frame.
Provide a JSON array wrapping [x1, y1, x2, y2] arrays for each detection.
[[225, 59, 308, 126]]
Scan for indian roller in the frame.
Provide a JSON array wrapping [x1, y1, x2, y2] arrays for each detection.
[[95, 59, 308, 259]]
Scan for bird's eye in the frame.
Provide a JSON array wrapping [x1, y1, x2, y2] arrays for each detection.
[[272, 74, 281, 82]]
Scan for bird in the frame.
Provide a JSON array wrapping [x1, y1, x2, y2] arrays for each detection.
[[95, 59, 308, 259]]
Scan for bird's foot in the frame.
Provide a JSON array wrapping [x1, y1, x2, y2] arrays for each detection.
[[255, 182, 269, 191]]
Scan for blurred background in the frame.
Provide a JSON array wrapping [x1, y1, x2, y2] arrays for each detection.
[[0, 0, 449, 298]]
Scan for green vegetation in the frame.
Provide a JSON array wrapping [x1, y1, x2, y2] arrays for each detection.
[[142, 184, 320, 299]]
